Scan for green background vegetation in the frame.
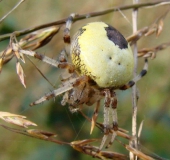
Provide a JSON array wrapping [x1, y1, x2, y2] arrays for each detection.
[[0, 0, 170, 159]]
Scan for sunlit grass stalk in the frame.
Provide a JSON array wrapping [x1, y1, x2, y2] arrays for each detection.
[[130, 0, 139, 160]]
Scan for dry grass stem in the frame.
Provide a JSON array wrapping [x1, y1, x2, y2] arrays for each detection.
[[0, 0, 25, 23]]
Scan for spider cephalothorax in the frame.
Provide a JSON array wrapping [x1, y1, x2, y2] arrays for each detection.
[[30, 14, 148, 149]]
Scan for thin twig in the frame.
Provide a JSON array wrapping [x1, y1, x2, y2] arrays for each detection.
[[0, 0, 25, 23], [0, 0, 169, 42], [0, 124, 69, 145], [130, 0, 139, 160]]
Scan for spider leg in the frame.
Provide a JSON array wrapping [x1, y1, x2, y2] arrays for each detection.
[[18, 48, 75, 73], [106, 91, 118, 149], [30, 76, 81, 106], [99, 89, 111, 150], [90, 100, 100, 134], [30, 82, 74, 106], [120, 58, 148, 90], [30, 76, 89, 106], [63, 13, 76, 56], [99, 90, 118, 150]]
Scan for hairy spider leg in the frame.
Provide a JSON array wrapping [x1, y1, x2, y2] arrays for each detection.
[[18, 48, 75, 73], [30, 76, 89, 106], [99, 90, 118, 150], [30, 79, 74, 106], [106, 91, 118, 148], [63, 13, 76, 57]]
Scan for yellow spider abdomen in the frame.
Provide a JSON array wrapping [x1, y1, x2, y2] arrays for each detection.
[[71, 22, 134, 88]]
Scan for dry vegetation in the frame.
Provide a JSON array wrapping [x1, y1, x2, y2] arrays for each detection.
[[0, 0, 170, 160]]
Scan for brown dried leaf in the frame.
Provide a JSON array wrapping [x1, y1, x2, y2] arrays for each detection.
[[0, 47, 14, 65], [71, 140, 100, 157], [117, 131, 132, 140], [90, 118, 95, 135], [138, 120, 144, 138], [157, 19, 164, 37], [71, 141, 128, 160], [20, 26, 60, 50], [16, 61, 26, 88], [15, 51, 21, 59], [31, 27, 60, 50], [0, 112, 25, 118], [145, 26, 156, 36], [2, 117, 37, 128], [138, 48, 156, 58], [99, 151, 128, 160], [13, 43, 25, 63], [18, 51, 25, 63], [1, 47, 13, 57], [0, 112, 37, 128], [126, 27, 149, 45], [71, 139, 99, 146], [12, 43, 20, 59], [126, 145, 154, 160], [0, 58, 3, 73], [27, 129, 56, 139]]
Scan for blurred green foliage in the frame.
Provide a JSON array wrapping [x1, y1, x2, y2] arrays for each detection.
[[0, 0, 170, 160]]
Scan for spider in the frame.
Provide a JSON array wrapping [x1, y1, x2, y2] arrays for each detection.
[[28, 14, 148, 149]]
